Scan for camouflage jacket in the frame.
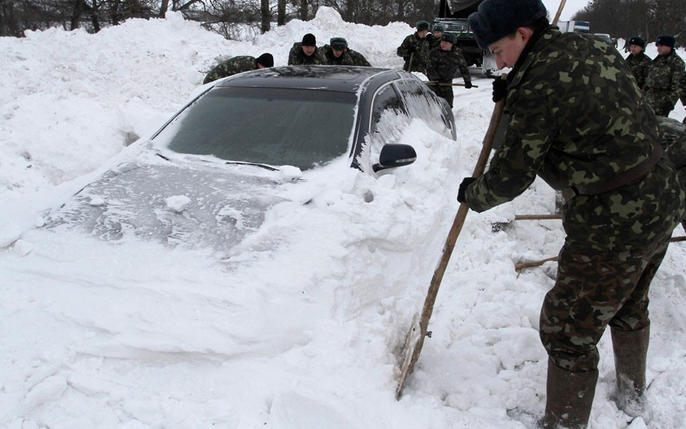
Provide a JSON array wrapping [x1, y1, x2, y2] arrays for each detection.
[[625, 51, 651, 89], [321, 45, 371, 66], [396, 33, 430, 73], [427, 45, 471, 84], [657, 117, 686, 170], [464, 27, 684, 250], [287, 43, 326, 65], [203, 56, 257, 84], [426, 34, 441, 50], [644, 50, 686, 116], [681, 71, 686, 106]]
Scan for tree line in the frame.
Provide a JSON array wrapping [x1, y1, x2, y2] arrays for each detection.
[[572, 0, 685, 44], [0, 0, 435, 38], [2, 0, 684, 43]]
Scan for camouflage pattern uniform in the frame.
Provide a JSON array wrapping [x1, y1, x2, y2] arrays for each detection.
[[681, 73, 686, 124], [396, 33, 431, 73], [287, 43, 326, 65], [463, 27, 685, 373], [426, 33, 442, 50], [644, 50, 686, 116], [657, 116, 686, 229], [426, 45, 471, 107], [203, 56, 258, 84], [625, 51, 651, 89], [321, 45, 371, 66]]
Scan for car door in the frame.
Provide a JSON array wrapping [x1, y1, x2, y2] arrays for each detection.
[[354, 81, 411, 172]]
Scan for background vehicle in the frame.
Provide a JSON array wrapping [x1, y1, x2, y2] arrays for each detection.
[[434, 0, 498, 76]]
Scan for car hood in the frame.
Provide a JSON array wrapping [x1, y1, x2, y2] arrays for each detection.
[[44, 156, 290, 254]]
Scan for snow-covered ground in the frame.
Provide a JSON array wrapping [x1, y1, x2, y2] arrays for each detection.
[[1, 7, 686, 428]]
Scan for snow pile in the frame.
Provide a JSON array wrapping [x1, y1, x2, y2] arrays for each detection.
[[1, 8, 686, 429]]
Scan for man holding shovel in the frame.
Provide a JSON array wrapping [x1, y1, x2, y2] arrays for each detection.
[[459, 0, 685, 427]]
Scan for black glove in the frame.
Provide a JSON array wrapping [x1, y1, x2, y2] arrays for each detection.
[[492, 77, 507, 102], [464, 80, 473, 89], [457, 177, 476, 203]]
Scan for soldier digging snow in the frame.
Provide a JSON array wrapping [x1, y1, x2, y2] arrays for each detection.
[[460, 0, 685, 427], [644, 35, 686, 116], [426, 33, 472, 107], [397, 21, 431, 73], [625, 37, 651, 89], [203, 53, 274, 84], [288, 33, 326, 65], [321, 38, 371, 66]]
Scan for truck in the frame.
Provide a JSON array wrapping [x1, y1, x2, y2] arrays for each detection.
[[433, 0, 498, 76]]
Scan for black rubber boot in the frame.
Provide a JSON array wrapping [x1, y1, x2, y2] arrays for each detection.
[[539, 359, 598, 428], [611, 325, 650, 415]]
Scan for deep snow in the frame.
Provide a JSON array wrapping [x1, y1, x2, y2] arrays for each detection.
[[1, 7, 686, 429]]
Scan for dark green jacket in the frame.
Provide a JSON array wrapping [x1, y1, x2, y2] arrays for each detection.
[[625, 51, 651, 89], [644, 50, 686, 116], [396, 33, 430, 73], [427, 45, 471, 84], [321, 45, 371, 66], [287, 43, 326, 65], [465, 27, 684, 250], [203, 56, 257, 84]]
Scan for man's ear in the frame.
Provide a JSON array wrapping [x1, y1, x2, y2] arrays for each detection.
[[517, 27, 534, 43]]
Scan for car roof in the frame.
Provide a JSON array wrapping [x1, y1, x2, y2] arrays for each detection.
[[215, 65, 403, 93]]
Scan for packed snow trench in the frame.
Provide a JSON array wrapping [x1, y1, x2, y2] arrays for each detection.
[[2, 7, 686, 429]]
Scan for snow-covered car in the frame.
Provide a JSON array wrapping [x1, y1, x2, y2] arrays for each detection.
[[45, 65, 457, 254]]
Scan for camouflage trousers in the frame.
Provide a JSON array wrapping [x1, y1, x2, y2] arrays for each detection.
[[429, 84, 453, 107], [539, 237, 670, 372]]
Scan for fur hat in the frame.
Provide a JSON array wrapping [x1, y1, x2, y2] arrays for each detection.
[[302, 33, 317, 46], [468, 0, 548, 49], [433, 24, 444, 32], [416, 21, 430, 32], [440, 33, 456, 44], [656, 35, 675, 49], [628, 37, 646, 48], [256, 53, 274, 67], [330, 37, 348, 50]]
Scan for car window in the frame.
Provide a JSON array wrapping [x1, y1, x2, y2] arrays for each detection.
[[395, 79, 452, 138], [371, 83, 407, 134], [154, 87, 357, 170]]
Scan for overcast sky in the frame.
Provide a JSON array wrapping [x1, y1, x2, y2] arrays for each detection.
[[542, 0, 591, 21]]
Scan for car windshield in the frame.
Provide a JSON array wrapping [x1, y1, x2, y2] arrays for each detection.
[[154, 86, 358, 170]]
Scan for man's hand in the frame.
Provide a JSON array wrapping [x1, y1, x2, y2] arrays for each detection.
[[492, 77, 507, 102], [457, 177, 476, 203]]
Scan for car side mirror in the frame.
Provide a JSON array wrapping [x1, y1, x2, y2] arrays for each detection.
[[372, 144, 417, 172]]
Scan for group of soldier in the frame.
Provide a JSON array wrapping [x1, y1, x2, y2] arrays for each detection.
[[202, 33, 370, 84], [396, 20, 473, 107], [626, 34, 686, 122]]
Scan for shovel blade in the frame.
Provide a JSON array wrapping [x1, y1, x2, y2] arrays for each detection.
[[395, 313, 425, 400]]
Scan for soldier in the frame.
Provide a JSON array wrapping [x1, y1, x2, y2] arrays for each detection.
[[397, 21, 431, 73], [288, 33, 326, 65], [625, 36, 651, 89], [426, 33, 473, 107], [644, 35, 686, 116], [681, 72, 686, 124], [427, 24, 444, 50], [321, 37, 371, 66], [203, 53, 273, 84], [657, 117, 686, 230], [462, 0, 685, 427]]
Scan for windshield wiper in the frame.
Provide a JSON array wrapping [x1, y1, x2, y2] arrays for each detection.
[[224, 160, 279, 171]]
